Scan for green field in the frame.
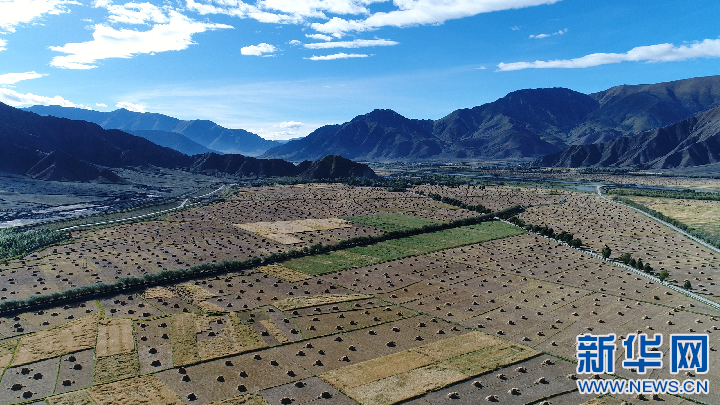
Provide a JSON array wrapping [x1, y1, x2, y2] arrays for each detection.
[[283, 221, 525, 275], [342, 212, 444, 231]]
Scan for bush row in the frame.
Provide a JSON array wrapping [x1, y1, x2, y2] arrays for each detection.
[[0, 205, 523, 313]]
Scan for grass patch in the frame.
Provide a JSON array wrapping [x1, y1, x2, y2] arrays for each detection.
[[283, 221, 524, 276], [343, 213, 444, 231]]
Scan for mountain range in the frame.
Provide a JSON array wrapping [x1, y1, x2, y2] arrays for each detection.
[[23, 105, 279, 156], [533, 105, 720, 169], [0, 103, 376, 182], [261, 75, 720, 162]]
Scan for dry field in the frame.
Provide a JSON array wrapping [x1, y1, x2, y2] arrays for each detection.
[[1, 182, 720, 404], [625, 196, 720, 235]]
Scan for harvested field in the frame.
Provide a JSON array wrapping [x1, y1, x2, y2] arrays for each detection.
[[256, 265, 311, 282], [236, 218, 351, 236], [46, 390, 95, 405], [6, 180, 720, 404], [273, 293, 371, 311], [627, 196, 720, 235], [143, 286, 177, 299], [207, 393, 270, 405], [0, 357, 59, 405], [170, 313, 201, 367], [88, 375, 183, 405], [283, 222, 525, 275], [0, 338, 17, 369], [323, 332, 538, 405], [93, 352, 139, 385], [12, 314, 99, 366], [96, 318, 135, 358]]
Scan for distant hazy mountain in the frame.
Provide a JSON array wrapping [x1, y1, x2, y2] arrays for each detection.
[[262, 75, 720, 161], [1, 103, 375, 182], [533, 105, 720, 169], [23, 106, 279, 156], [126, 130, 214, 156]]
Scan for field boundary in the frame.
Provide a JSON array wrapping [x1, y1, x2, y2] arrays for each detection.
[[0, 205, 523, 314], [499, 217, 720, 312]]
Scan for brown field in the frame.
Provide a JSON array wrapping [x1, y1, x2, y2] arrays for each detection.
[[3, 181, 720, 404], [88, 375, 183, 405], [46, 390, 96, 405], [256, 265, 311, 282], [12, 314, 99, 366], [96, 318, 135, 358]]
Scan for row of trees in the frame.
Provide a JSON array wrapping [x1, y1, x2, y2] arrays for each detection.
[[424, 193, 492, 214], [0, 205, 524, 312], [0, 228, 70, 261], [607, 188, 720, 201], [614, 196, 720, 250], [506, 216, 583, 248]]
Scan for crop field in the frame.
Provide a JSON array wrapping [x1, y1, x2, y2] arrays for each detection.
[[1, 181, 720, 404], [624, 196, 720, 235]]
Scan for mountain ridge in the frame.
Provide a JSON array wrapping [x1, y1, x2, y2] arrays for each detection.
[[262, 75, 720, 161], [23, 106, 279, 156], [1, 103, 376, 182]]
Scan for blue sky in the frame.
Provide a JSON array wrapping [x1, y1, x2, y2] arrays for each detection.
[[1, 0, 719, 140]]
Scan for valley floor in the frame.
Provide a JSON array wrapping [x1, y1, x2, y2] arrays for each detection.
[[1, 179, 720, 405]]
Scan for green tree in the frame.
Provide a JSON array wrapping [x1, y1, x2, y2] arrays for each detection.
[[683, 280, 692, 290], [659, 270, 669, 282], [619, 253, 632, 264], [601, 245, 612, 259]]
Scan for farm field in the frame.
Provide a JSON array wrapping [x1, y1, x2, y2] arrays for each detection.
[[623, 196, 720, 235], [0, 181, 719, 404]]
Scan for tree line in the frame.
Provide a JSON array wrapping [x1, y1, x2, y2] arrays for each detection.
[[607, 188, 720, 201], [613, 196, 720, 251], [505, 216, 583, 248], [0, 205, 523, 312]]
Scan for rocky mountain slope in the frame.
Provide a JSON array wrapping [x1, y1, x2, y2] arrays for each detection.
[[533, 105, 720, 169], [262, 75, 720, 161]]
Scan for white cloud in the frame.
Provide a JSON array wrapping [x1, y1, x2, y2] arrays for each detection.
[[96, 102, 107, 107], [116, 101, 145, 112], [240, 42, 277, 56], [278, 120, 303, 129], [0, 88, 78, 107], [49, 11, 232, 69], [0, 0, 78, 33], [304, 38, 397, 49], [307, 52, 368, 60], [186, 0, 560, 38], [0, 71, 45, 84], [0, 38, 6, 51], [529, 28, 566, 39], [288, 39, 302, 45], [185, 0, 301, 24], [105, 2, 170, 25], [498, 38, 720, 71], [510, 25, 520, 31], [476, 65, 486, 69], [306, 33, 332, 41], [311, 0, 562, 37]]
